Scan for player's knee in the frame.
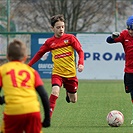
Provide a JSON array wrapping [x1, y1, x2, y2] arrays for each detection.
[[70, 98, 77, 103], [51, 86, 60, 96], [51, 90, 59, 96], [68, 92, 77, 103], [71, 100, 77, 103]]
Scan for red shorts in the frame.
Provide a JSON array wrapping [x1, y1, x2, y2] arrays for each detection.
[[51, 74, 78, 93], [3, 112, 42, 133]]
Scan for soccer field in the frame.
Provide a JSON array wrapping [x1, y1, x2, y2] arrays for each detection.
[[0, 80, 133, 133], [44, 80, 132, 133]]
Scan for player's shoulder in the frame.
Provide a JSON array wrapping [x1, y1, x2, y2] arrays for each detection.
[[120, 29, 128, 35], [63, 33, 76, 40], [41, 36, 54, 46], [27, 66, 41, 79], [25, 64, 35, 72], [45, 35, 55, 42], [0, 62, 10, 69], [0, 61, 37, 75], [26, 64, 40, 74], [64, 33, 75, 37]]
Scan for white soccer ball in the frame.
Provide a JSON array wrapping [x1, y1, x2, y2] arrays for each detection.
[[106, 110, 124, 127]]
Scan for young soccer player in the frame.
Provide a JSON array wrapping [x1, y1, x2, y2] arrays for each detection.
[[28, 14, 84, 118], [0, 39, 50, 133], [106, 15, 133, 123]]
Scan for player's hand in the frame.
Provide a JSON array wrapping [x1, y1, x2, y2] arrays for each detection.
[[0, 96, 5, 105], [42, 118, 50, 128], [78, 64, 84, 72], [111, 32, 120, 39]]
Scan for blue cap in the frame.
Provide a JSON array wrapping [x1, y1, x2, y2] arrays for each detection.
[[126, 16, 133, 30]]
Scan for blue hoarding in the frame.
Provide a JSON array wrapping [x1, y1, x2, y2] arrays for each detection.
[[31, 33, 54, 78]]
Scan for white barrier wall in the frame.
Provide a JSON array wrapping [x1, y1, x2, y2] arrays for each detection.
[[76, 33, 125, 80]]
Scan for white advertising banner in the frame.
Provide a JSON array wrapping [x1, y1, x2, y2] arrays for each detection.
[[76, 33, 125, 80]]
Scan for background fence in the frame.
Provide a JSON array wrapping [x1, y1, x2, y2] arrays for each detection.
[[0, 32, 125, 80], [0, 0, 130, 80]]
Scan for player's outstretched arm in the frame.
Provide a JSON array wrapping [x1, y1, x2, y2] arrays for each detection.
[[106, 32, 120, 43], [28, 43, 50, 66], [112, 32, 120, 39], [36, 85, 50, 128], [28, 53, 43, 66]]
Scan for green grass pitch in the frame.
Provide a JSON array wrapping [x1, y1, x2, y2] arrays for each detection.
[[1, 80, 133, 133]]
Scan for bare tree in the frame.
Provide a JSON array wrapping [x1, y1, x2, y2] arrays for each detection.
[[9, 0, 133, 32]]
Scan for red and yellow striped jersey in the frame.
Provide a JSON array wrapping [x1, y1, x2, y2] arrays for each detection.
[[28, 34, 84, 77], [0, 61, 43, 115]]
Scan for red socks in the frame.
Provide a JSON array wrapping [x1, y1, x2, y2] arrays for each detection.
[[49, 94, 58, 118]]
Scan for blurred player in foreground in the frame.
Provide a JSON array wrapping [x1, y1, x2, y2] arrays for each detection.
[[106, 15, 133, 124], [28, 14, 84, 118], [0, 39, 50, 133]]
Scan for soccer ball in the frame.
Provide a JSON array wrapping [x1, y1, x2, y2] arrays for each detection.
[[106, 110, 124, 127]]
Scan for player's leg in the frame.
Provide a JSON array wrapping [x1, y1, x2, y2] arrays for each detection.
[[124, 73, 133, 124], [66, 91, 70, 103], [67, 92, 77, 103], [131, 90, 133, 103], [50, 85, 60, 117], [49, 74, 62, 118], [124, 73, 133, 101], [130, 89, 133, 125], [64, 76, 78, 103]]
